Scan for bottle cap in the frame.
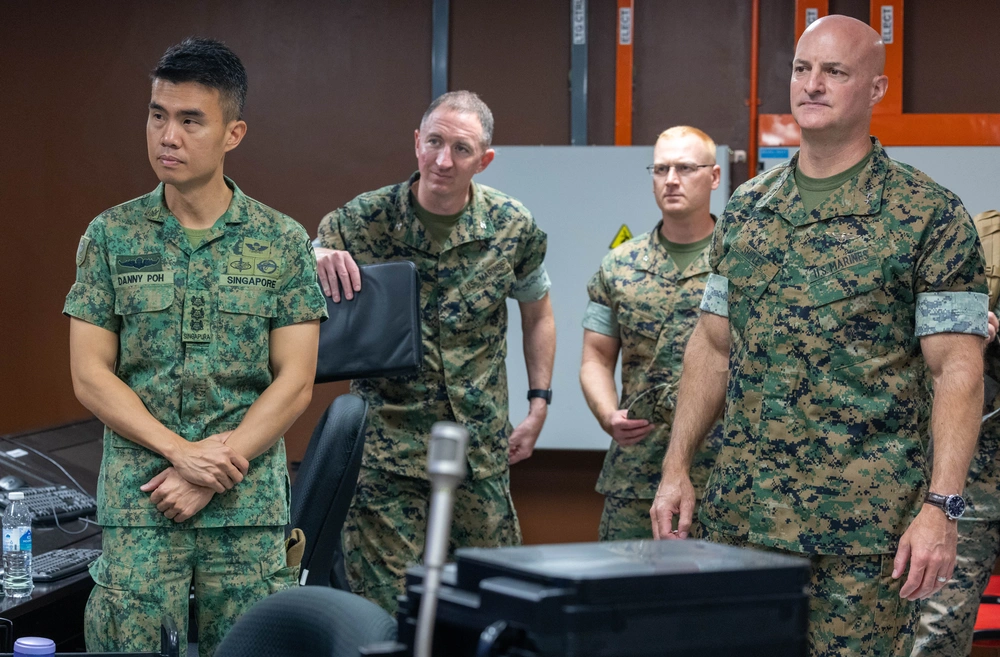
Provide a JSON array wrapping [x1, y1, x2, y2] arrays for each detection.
[[7, 492, 23, 501], [13, 637, 56, 656]]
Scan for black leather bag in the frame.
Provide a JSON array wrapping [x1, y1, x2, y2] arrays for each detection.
[[315, 261, 423, 383]]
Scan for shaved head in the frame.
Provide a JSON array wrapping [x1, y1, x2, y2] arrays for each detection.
[[800, 14, 886, 78]]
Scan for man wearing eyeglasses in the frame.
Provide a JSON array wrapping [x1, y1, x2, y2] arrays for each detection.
[[651, 15, 987, 656], [580, 126, 723, 540]]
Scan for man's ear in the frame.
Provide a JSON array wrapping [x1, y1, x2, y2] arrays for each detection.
[[477, 148, 496, 174]]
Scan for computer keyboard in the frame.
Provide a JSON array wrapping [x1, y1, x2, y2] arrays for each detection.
[[0, 486, 97, 524], [31, 548, 102, 582]]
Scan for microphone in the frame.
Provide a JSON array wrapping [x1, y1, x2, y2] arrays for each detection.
[[414, 422, 469, 657]]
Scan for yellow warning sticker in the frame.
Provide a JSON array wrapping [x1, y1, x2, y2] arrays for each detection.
[[609, 224, 633, 249]]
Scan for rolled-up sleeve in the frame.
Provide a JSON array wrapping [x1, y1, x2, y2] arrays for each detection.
[[915, 291, 989, 337], [699, 273, 729, 317]]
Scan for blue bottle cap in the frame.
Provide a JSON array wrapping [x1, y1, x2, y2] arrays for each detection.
[[13, 636, 55, 656]]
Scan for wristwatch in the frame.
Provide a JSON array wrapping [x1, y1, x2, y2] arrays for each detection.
[[527, 389, 552, 405], [924, 492, 967, 520]]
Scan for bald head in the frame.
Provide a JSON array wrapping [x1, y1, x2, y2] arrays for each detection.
[[799, 14, 885, 78]]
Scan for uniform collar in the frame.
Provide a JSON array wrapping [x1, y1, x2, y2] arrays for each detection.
[[756, 137, 889, 228], [636, 220, 714, 280], [143, 176, 246, 254], [392, 172, 496, 255]]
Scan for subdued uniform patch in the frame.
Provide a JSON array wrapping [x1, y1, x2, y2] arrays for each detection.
[[316, 171, 548, 610], [584, 223, 722, 540], [343, 466, 521, 614], [701, 139, 986, 654], [64, 177, 327, 652]]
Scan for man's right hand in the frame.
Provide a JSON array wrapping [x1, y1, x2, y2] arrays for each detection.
[[605, 409, 654, 446], [315, 247, 361, 301], [650, 470, 696, 540], [169, 436, 249, 494]]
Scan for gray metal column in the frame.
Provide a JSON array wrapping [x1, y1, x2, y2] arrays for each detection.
[[431, 0, 449, 100], [570, 0, 588, 145]]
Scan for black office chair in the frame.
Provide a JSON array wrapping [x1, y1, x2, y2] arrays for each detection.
[[290, 393, 368, 588], [214, 586, 396, 657]]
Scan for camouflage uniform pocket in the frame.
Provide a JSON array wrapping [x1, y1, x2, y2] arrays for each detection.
[[217, 288, 276, 361], [807, 258, 890, 370], [458, 259, 515, 330], [115, 285, 175, 316]]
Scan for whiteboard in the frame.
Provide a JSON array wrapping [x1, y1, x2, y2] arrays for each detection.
[[478, 146, 731, 451]]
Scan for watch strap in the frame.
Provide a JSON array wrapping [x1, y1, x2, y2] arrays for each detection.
[[527, 389, 552, 404]]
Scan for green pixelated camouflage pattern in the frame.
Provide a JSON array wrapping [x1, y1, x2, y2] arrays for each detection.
[[85, 525, 296, 657], [343, 466, 521, 614], [586, 225, 722, 499], [316, 173, 548, 480], [704, 530, 917, 656], [703, 139, 987, 555], [912, 518, 1000, 657], [598, 494, 705, 541], [63, 180, 328, 527]]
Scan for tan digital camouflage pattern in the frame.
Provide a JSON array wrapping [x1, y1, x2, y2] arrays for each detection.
[[315, 173, 548, 481], [85, 525, 297, 657], [704, 529, 918, 657], [585, 225, 722, 505], [911, 518, 1000, 657], [63, 179, 328, 527], [343, 466, 521, 614], [702, 139, 988, 555]]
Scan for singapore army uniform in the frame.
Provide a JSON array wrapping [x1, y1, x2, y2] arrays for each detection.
[[63, 180, 327, 657], [583, 224, 722, 541], [699, 139, 987, 657], [316, 172, 549, 613]]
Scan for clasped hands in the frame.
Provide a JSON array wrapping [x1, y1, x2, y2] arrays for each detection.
[[140, 431, 249, 523]]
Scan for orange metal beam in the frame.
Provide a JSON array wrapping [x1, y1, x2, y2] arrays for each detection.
[[795, 0, 828, 42], [871, 0, 903, 115], [759, 113, 1000, 147], [747, 0, 761, 179], [614, 0, 634, 146]]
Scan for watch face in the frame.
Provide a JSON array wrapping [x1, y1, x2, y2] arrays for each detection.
[[945, 495, 966, 519]]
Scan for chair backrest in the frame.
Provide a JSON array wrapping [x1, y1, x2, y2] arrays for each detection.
[[214, 586, 396, 657], [291, 393, 368, 587]]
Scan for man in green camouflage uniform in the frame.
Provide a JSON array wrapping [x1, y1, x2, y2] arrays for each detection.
[[64, 39, 326, 656], [913, 212, 1000, 657], [651, 17, 988, 657], [581, 126, 723, 541], [314, 91, 555, 613]]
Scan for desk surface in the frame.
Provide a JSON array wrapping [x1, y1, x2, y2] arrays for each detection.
[[0, 419, 103, 646]]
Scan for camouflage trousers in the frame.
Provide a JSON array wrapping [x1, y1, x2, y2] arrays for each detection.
[[911, 518, 1000, 657], [85, 525, 297, 657], [704, 529, 918, 657], [599, 495, 704, 541], [344, 466, 522, 614]]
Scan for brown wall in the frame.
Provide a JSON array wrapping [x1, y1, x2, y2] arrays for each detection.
[[3, 1, 1000, 545]]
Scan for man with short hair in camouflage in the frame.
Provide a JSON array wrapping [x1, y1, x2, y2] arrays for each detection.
[[65, 38, 327, 656], [651, 15, 988, 657], [314, 90, 555, 614], [580, 126, 723, 541], [912, 210, 1000, 657]]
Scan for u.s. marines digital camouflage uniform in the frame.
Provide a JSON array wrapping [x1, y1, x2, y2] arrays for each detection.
[[583, 224, 722, 541], [63, 179, 327, 657], [699, 139, 988, 656], [315, 172, 549, 613]]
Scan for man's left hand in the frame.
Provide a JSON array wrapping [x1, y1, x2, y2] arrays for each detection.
[[141, 467, 215, 523], [509, 402, 547, 464], [892, 505, 957, 600]]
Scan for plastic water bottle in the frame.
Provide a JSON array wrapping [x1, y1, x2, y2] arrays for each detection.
[[3, 492, 33, 598]]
